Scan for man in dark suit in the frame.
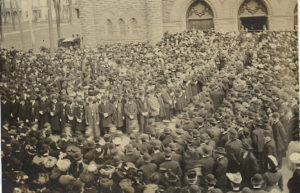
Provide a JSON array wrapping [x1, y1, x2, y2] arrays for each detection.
[[18, 94, 30, 124], [29, 95, 39, 123], [263, 129, 277, 172], [136, 93, 150, 133], [225, 128, 243, 172], [139, 153, 157, 184], [1, 95, 10, 122], [213, 147, 228, 193], [59, 95, 68, 132], [74, 100, 85, 136], [271, 112, 288, 168], [99, 95, 113, 136], [239, 141, 260, 188], [159, 148, 182, 179], [49, 95, 61, 134], [38, 94, 50, 129], [66, 97, 76, 132]]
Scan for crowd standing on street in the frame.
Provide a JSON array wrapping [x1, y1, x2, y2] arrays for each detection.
[[0, 29, 300, 193]]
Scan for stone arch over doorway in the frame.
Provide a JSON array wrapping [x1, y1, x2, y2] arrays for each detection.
[[237, 0, 269, 31], [169, 0, 218, 31], [186, 1, 214, 30]]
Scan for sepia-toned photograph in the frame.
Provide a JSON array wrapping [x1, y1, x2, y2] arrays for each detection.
[[0, 0, 299, 192]]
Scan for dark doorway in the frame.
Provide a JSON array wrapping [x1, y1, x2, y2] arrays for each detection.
[[240, 17, 267, 31]]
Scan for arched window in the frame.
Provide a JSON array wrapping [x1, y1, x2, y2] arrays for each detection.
[[186, 1, 214, 31], [294, 5, 298, 30], [118, 19, 126, 36], [238, 0, 268, 31], [129, 18, 138, 34], [106, 19, 113, 36]]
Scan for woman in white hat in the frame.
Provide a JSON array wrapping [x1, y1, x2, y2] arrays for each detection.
[[226, 172, 242, 193], [288, 152, 300, 193]]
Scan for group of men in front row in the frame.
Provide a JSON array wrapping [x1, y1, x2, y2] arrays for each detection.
[[1, 81, 200, 138]]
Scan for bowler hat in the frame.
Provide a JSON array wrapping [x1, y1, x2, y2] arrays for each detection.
[[143, 153, 152, 163], [251, 174, 264, 186], [205, 174, 216, 186]]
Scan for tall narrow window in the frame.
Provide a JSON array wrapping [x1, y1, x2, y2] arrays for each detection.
[[106, 19, 113, 36], [119, 19, 126, 36], [130, 18, 138, 34]]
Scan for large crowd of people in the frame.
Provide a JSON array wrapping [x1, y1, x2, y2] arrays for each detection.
[[0, 29, 299, 193]]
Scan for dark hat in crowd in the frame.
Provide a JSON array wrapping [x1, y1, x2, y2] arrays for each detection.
[[143, 153, 152, 163], [85, 140, 96, 150], [66, 145, 82, 161], [214, 147, 226, 156], [251, 173, 264, 186], [70, 179, 84, 193], [205, 174, 216, 186], [164, 147, 172, 157]]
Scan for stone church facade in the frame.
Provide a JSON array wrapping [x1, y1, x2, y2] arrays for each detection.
[[79, 0, 298, 47]]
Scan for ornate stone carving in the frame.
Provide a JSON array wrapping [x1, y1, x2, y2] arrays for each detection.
[[239, 0, 267, 16]]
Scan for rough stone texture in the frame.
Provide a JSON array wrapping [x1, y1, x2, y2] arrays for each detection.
[[80, 0, 298, 47], [146, 0, 164, 44]]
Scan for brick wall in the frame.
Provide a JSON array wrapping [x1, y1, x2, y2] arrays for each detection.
[[80, 0, 298, 47]]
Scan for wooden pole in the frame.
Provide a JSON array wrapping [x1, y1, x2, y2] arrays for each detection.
[[9, 0, 15, 30], [28, 0, 35, 49], [47, 0, 54, 54], [0, 0, 4, 43], [15, 0, 24, 50], [53, 0, 61, 39], [68, 0, 72, 24]]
